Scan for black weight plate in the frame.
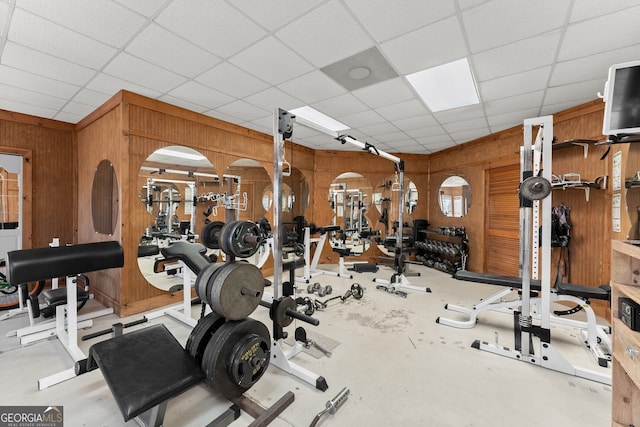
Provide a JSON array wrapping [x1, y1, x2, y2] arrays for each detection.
[[201, 221, 225, 249], [219, 220, 262, 258], [195, 262, 225, 304], [185, 312, 226, 366], [209, 262, 265, 320], [201, 318, 271, 398]]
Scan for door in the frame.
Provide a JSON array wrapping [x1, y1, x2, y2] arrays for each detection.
[[485, 164, 520, 276], [0, 153, 22, 262]]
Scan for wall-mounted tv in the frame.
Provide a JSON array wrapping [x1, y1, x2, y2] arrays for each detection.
[[602, 60, 640, 136]]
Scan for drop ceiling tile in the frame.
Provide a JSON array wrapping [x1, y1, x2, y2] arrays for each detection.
[[551, 45, 640, 86], [157, 94, 210, 113], [196, 62, 270, 98], [479, 66, 551, 102], [570, 0, 640, 22], [278, 70, 346, 104], [125, 24, 221, 77], [487, 108, 540, 128], [2, 41, 96, 85], [8, 8, 116, 69], [0, 2, 7, 34], [156, 0, 267, 58], [241, 120, 271, 135], [432, 104, 485, 124], [72, 89, 114, 107], [484, 90, 544, 116], [231, 0, 326, 32], [289, 125, 322, 139], [380, 15, 467, 75], [458, 0, 490, 10], [443, 117, 488, 133], [275, 0, 372, 68], [165, 81, 235, 110], [344, 0, 455, 42], [405, 124, 447, 139], [0, 98, 57, 119], [559, 8, 640, 61], [473, 32, 561, 81], [112, 0, 167, 17], [398, 144, 430, 154], [61, 101, 96, 117], [462, 0, 570, 53], [86, 73, 162, 99], [540, 98, 593, 117], [416, 135, 454, 148], [340, 109, 385, 128], [544, 79, 603, 106], [313, 93, 369, 118], [449, 127, 490, 143], [103, 52, 187, 92], [0, 83, 67, 109], [375, 99, 428, 121], [358, 122, 399, 136], [215, 100, 269, 122], [229, 36, 313, 85], [16, 0, 146, 48], [375, 131, 410, 143], [203, 109, 243, 125], [0, 65, 79, 99], [244, 87, 304, 112], [54, 110, 84, 123], [352, 78, 415, 109], [393, 114, 438, 130]]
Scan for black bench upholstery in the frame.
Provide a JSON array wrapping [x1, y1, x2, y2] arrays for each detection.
[[7, 241, 124, 284], [161, 241, 210, 275], [454, 270, 609, 301], [87, 324, 205, 422]]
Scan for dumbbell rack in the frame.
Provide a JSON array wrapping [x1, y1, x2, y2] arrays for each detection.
[[415, 227, 468, 275]]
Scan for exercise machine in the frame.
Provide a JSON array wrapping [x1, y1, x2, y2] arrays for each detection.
[[452, 116, 610, 385], [6, 241, 124, 389], [296, 225, 352, 283]]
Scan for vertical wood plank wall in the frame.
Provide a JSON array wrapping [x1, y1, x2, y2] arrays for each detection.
[[0, 111, 75, 250], [1, 93, 618, 318]]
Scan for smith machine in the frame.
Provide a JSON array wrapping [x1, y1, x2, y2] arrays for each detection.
[[278, 109, 430, 297], [468, 116, 610, 385]]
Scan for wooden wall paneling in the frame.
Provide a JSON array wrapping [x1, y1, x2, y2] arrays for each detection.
[[0, 111, 74, 249], [76, 105, 126, 312]]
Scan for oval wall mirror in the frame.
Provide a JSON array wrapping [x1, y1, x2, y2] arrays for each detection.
[[372, 174, 419, 255], [91, 159, 118, 235], [137, 146, 219, 291], [328, 172, 373, 256], [439, 176, 472, 218]]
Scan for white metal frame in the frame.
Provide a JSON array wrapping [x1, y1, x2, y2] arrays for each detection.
[[468, 116, 611, 385], [295, 227, 352, 283], [144, 261, 197, 328]]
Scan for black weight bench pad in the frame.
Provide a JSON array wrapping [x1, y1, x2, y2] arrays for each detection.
[[88, 324, 204, 422], [7, 241, 124, 285], [455, 270, 609, 300], [138, 245, 160, 258], [41, 287, 89, 305], [161, 241, 210, 276]]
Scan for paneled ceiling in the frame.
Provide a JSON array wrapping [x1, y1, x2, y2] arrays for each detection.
[[1, 0, 639, 154]]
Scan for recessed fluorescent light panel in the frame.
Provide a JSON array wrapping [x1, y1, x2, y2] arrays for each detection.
[[406, 58, 480, 112], [289, 106, 350, 132]]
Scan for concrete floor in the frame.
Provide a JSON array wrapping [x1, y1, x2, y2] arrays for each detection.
[[0, 264, 612, 427]]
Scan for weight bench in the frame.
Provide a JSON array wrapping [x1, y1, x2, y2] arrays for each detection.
[[437, 270, 612, 366], [7, 241, 124, 389], [296, 226, 352, 283]]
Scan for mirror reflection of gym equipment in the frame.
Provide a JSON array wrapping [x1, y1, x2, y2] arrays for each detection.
[[328, 172, 372, 256], [438, 175, 472, 218]]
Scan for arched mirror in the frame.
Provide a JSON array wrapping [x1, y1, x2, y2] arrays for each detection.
[[328, 172, 373, 256], [626, 144, 640, 239], [439, 176, 472, 218], [91, 159, 118, 235], [138, 146, 219, 291], [224, 159, 271, 222], [372, 174, 418, 255]]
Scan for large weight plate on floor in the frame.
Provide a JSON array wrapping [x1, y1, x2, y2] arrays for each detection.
[[208, 261, 265, 320], [185, 312, 226, 365], [195, 262, 225, 303], [219, 220, 262, 258], [201, 318, 271, 398], [201, 221, 225, 249]]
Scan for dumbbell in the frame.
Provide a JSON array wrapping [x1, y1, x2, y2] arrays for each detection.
[[307, 282, 333, 297], [296, 296, 315, 316]]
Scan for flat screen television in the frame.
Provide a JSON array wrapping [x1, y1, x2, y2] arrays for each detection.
[[602, 60, 640, 136]]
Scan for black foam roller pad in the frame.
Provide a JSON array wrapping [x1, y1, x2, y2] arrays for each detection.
[[7, 241, 124, 284]]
